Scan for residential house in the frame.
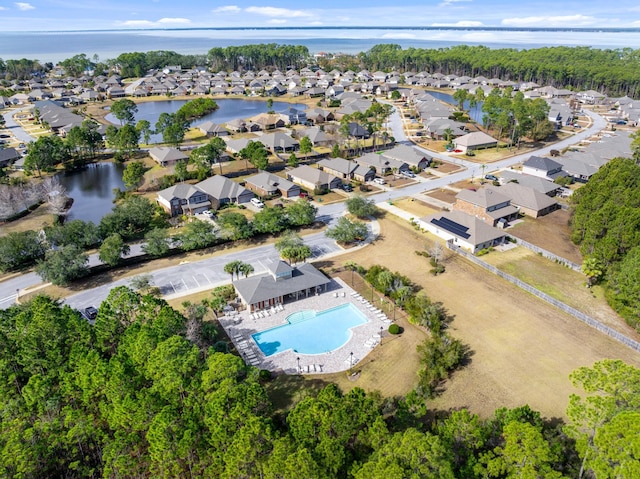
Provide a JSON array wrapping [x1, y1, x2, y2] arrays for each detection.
[[486, 184, 558, 218], [234, 260, 331, 313], [148, 147, 188, 167], [499, 171, 562, 196], [318, 157, 375, 182], [298, 126, 331, 146], [453, 132, 498, 153], [522, 156, 566, 180], [355, 152, 408, 175], [279, 107, 307, 125], [197, 175, 254, 209], [157, 183, 211, 217], [0, 148, 21, 167], [287, 165, 342, 192], [380, 145, 432, 170], [453, 188, 520, 227], [198, 121, 229, 137], [417, 210, 507, 254], [259, 132, 299, 152], [245, 172, 301, 198]]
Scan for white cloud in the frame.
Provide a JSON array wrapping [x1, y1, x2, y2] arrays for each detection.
[[245, 6, 312, 18], [119, 20, 155, 27], [432, 20, 483, 27], [439, 0, 472, 6], [309, 21, 323, 26], [157, 17, 191, 24], [502, 15, 597, 27], [15, 2, 35, 10], [0, 6, 7, 10], [267, 19, 287, 24], [212, 5, 241, 14]]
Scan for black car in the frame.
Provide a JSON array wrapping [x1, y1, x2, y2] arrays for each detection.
[[83, 306, 98, 320], [485, 174, 499, 181], [342, 183, 353, 192]]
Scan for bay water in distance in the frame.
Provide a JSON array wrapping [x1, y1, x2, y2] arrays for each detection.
[[1, 27, 640, 64]]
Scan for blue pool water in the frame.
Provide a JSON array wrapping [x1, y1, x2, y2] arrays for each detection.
[[252, 303, 367, 356]]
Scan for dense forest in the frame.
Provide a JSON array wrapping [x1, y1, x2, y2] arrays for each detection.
[[329, 44, 640, 97], [1, 290, 638, 478], [570, 155, 640, 330]]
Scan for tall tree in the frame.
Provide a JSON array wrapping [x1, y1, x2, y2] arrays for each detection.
[[110, 98, 138, 125], [24, 135, 69, 176], [99, 233, 130, 266]]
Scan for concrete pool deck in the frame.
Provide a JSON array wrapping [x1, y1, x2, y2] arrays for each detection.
[[219, 277, 393, 375]]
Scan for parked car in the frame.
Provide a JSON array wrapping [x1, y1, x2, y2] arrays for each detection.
[[83, 306, 98, 321], [401, 170, 416, 178], [342, 183, 353, 192], [202, 210, 214, 217], [373, 177, 386, 185], [485, 174, 499, 181], [250, 198, 265, 208]]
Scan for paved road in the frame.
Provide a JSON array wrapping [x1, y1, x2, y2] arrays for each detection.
[[62, 229, 350, 311], [0, 104, 608, 310], [2, 107, 37, 143]]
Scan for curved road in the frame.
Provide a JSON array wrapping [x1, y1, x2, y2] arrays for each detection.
[[0, 105, 608, 310]]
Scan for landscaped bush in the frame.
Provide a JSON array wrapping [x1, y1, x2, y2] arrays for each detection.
[[388, 323, 401, 334]]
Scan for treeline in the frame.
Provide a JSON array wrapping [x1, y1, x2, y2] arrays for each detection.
[[1, 291, 638, 478], [570, 157, 640, 330], [0, 194, 318, 285], [207, 43, 310, 72], [353, 44, 640, 96], [112, 50, 208, 78]]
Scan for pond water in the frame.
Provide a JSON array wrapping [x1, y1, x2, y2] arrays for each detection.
[[425, 90, 484, 123], [57, 162, 124, 225], [105, 98, 307, 143]]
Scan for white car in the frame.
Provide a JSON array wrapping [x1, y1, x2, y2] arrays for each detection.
[[202, 210, 214, 217], [250, 197, 265, 208], [401, 170, 416, 178], [373, 177, 386, 185]]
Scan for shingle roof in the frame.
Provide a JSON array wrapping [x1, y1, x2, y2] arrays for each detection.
[[234, 261, 330, 306]]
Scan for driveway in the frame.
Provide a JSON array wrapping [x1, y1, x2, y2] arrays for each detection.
[[2, 107, 37, 144]]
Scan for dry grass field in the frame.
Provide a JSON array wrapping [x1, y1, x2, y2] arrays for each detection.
[[315, 216, 640, 419], [508, 209, 582, 264]]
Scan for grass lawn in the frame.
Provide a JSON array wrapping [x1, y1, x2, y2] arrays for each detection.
[[0, 203, 54, 237], [425, 188, 459, 204], [391, 197, 438, 218]]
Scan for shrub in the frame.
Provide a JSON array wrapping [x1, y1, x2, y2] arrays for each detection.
[[388, 323, 401, 335], [430, 265, 445, 276], [258, 369, 272, 381]]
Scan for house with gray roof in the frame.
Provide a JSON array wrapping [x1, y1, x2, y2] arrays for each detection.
[[198, 121, 229, 137], [157, 183, 211, 217], [453, 131, 498, 153], [522, 156, 566, 180], [418, 210, 507, 254], [454, 188, 520, 227], [355, 152, 408, 175], [233, 260, 331, 313], [318, 157, 374, 182], [499, 171, 561, 196], [555, 156, 599, 183], [0, 148, 21, 168], [486, 184, 558, 218], [245, 172, 300, 198], [287, 165, 341, 193], [380, 145, 432, 170], [259, 132, 299, 152], [148, 147, 188, 167], [298, 126, 331, 146], [197, 175, 254, 209]]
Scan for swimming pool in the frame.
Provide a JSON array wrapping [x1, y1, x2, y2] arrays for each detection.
[[252, 303, 368, 356]]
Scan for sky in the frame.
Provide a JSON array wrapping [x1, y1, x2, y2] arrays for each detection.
[[0, 1, 640, 31]]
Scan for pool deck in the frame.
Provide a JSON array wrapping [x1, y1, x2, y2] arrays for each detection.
[[219, 277, 394, 375]]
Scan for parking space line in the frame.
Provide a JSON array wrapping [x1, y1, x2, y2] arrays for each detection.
[[192, 275, 200, 287]]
